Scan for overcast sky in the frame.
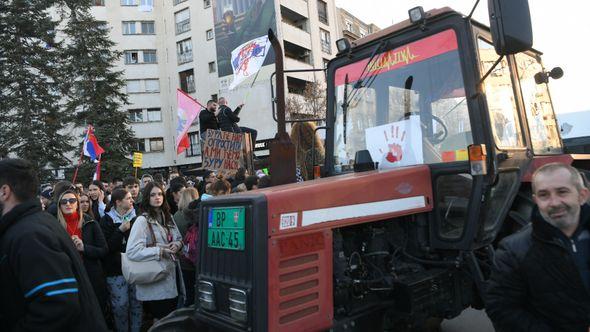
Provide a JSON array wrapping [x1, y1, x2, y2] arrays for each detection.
[[334, 0, 590, 114]]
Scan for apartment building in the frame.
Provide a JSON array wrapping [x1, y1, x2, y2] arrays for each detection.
[[85, 0, 339, 171], [336, 7, 379, 41]]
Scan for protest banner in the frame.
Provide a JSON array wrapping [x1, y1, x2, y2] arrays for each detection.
[[202, 130, 244, 174]]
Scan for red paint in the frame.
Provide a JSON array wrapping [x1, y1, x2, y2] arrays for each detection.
[[522, 155, 574, 182], [279, 232, 325, 258], [335, 29, 458, 86]]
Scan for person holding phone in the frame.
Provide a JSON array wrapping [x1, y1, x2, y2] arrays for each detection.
[[88, 180, 107, 219], [126, 182, 184, 323]]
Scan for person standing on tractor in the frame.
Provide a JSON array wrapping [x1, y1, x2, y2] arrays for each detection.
[[199, 100, 220, 143], [486, 163, 590, 331], [217, 97, 258, 148]]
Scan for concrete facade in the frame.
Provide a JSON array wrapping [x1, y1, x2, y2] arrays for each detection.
[[84, 0, 339, 171], [335, 7, 379, 41]]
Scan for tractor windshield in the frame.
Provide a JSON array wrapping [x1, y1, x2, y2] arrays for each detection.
[[332, 29, 472, 173]]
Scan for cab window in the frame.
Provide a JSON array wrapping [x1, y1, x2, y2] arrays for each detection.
[[478, 38, 524, 148]]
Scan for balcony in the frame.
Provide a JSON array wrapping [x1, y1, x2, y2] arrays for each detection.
[[177, 50, 193, 65], [284, 40, 312, 66], [175, 19, 190, 35], [281, 0, 308, 18], [320, 40, 331, 54], [282, 22, 311, 50]]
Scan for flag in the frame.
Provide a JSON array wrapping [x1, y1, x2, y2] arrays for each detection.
[[228, 35, 271, 90], [176, 89, 204, 154], [83, 125, 105, 162]]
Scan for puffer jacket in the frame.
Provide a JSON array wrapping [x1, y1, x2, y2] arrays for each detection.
[[125, 212, 185, 303], [0, 200, 107, 331], [486, 204, 590, 332]]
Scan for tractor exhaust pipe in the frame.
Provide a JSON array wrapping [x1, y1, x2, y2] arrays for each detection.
[[268, 29, 296, 186]]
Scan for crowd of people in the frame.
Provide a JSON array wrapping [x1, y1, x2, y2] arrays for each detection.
[[0, 156, 273, 331]]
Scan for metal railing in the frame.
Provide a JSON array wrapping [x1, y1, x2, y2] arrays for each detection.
[[175, 19, 190, 35], [177, 51, 193, 64]]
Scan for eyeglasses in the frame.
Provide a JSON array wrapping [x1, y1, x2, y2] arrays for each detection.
[[60, 198, 78, 205]]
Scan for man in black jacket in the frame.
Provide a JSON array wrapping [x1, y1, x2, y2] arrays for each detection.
[[217, 97, 257, 147], [486, 162, 590, 332], [199, 99, 220, 142], [0, 158, 107, 331]]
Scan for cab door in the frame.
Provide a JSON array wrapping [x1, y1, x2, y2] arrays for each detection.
[[471, 31, 533, 247]]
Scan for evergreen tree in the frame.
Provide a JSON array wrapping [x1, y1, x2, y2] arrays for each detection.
[[0, 0, 73, 179], [59, 0, 134, 181]]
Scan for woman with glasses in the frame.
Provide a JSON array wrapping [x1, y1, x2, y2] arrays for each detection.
[[126, 182, 185, 323], [56, 190, 109, 318]]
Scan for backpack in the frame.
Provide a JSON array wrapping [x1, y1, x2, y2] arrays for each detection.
[[182, 224, 199, 265]]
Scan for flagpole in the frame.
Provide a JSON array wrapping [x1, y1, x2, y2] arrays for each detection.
[[72, 125, 91, 184], [242, 69, 262, 105]]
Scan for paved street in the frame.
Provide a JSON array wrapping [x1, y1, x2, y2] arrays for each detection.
[[441, 308, 494, 332]]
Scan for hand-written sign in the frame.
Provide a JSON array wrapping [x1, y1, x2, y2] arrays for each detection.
[[202, 130, 243, 172]]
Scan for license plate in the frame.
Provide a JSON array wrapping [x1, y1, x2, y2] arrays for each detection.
[[207, 207, 245, 251]]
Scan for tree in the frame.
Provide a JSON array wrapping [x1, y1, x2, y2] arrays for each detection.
[[59, 0, 134, 182], [286, 81, 327, 120], [0, 0, 73, 179]]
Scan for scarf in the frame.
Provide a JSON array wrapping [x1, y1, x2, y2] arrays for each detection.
[[64, 211, 82, 239]]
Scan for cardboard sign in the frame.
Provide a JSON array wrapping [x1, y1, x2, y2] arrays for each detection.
[[202, 130, 243, 173], [364, 115, 424, 169], [132, 152, 143, 168]]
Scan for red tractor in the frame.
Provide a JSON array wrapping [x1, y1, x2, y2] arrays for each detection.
[[154, 0, 590, 330]]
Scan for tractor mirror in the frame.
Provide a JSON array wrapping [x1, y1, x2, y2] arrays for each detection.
[[488, 0, 533, 55]]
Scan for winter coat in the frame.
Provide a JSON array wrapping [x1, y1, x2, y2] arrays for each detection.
[[126, 212, 185, 302], [79, 214, 109, 313], [91, 198, 106, 220], [173, 201, 200, 271], [486, 204, 590, 332], [0, 200, 107, 331], [99, 208, 136, 277], [218, 104, 242, 133], [199, 109, 219, 136]]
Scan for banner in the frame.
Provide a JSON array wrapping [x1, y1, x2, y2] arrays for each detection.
[[213, 0, 276, 78], [364, 116, 424, 169], [176, 89, 203, 154], [228, 35, 271, 90], [202, 130, 243, 173]]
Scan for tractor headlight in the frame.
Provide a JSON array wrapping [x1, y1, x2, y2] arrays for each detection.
[[228, 288, 247, 322], [198, 281, 216, 311]]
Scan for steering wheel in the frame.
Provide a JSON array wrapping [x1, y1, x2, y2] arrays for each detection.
[[398, 113, 448, 145]]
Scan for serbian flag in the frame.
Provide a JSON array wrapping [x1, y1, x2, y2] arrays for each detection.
[[83, 125, 105, 162], [176, 89, 203, 154], [228, 35, 271, 90]]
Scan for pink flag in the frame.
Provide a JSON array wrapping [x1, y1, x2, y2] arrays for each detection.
[[176, 89, 204, 154]]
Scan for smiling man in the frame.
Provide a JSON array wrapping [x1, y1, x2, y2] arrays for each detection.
[[486, 163, 590, 331]]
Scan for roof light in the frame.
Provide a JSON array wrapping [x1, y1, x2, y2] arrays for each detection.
[[336, 38, 351, 54], [409, 6, 426, 24]]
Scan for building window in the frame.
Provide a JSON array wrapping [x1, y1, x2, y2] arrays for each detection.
[[203, 0, 211, 8], [175, 9, 190, 35], [147, 108, 162, 122], [94, 0, 105, 6], [176, 38, 193, 64], [206, 29, 214, 40], [345, 20, 353, 32], [317, 0, 328, 25], [359, 27, 367, 37], [134, 139, 146, 152], [144, 79, 160, 92], [126, 80, 141, 93], [186, 132, 201, 157], [140, 0, 153, 7], [128, 109, 143, 122], [124, 50, 139, 64], [173, 0, 187, 5], [320, 28, 331, 54], [122, 21, 136, 35], [121, 0, 137, 6], [208, 61, 216, 73], [141, 21, 155, 34], [143, 50, 157, 63], [179, 69, 195, 93], [149, 138, 164, 152]]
